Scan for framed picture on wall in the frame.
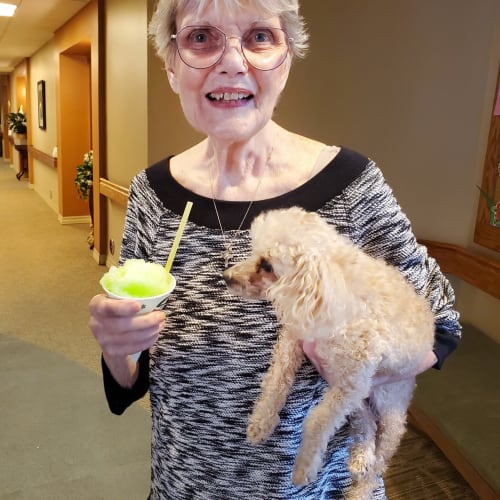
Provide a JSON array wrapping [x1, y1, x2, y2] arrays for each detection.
[[37, 80, 46, 130], [474, 62, 500, 252]]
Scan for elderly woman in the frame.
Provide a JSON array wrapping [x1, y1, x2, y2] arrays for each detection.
[[89, 0, 461, 498]]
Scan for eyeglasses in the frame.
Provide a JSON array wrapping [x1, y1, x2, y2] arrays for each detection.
[[171, 25, 293, 71]]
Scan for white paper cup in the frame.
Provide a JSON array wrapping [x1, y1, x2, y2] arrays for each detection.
[[101, 276, 176, 361]]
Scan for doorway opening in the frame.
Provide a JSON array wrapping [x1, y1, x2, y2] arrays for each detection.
[[58, 42, 92, 223]]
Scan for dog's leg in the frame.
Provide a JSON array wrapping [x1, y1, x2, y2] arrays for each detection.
[[346, 405, 379, 500], [345, 402, 380, 500], [348, 401, 377, 483], [371, 379, 415, 476], [345, 380, 414, 499], [292, 370, 373, 487], [247, 332, 304, 444]]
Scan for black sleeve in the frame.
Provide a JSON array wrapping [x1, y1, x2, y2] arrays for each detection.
[[101, 350, 150, 415], [433, 326, 460, 369]]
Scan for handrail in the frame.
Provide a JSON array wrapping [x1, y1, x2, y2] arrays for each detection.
[[28, 146, 57, 168], [420, 239, 500, 300], [99, 177, 129, 207]]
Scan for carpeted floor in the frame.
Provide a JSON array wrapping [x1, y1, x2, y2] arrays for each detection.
[[0, 160, 478, 499], [0, 334, 151, 500]]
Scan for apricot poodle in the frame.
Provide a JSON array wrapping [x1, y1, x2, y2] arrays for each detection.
[[223, 207, 435, 499]]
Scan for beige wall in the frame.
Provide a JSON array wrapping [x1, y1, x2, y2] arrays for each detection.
[[105, 0, 149, 188], [277, 0, 500, 340], [282, 1, 499, 249], [104, 0, 149, 265], [30, 39, 59, 213]]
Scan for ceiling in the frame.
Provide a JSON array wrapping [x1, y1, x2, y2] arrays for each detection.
[[0, 0, 91, 74]]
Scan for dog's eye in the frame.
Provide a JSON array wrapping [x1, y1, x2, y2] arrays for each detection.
[[258, 258, 273, 273]]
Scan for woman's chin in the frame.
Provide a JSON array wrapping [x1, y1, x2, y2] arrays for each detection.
[[198, 121, 264, 143]]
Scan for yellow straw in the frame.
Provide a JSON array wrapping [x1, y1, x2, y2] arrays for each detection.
[[165, 201, 193, 273]]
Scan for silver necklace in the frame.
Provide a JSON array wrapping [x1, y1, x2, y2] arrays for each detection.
[[208, 156, 268, 268]]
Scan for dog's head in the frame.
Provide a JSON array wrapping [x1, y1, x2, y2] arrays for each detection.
[[223, 207, 355, 337]]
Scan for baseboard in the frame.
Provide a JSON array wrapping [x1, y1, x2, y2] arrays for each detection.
[[105, 254, 119, 268], [92, 247, 107, 266], [90, 250, 116, 268], [58, 215, 91, 225]]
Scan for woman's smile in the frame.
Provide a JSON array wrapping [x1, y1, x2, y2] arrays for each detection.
[[206, 88, 254, 106]]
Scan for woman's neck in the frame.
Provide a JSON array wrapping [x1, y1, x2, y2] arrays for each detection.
[[170, 123, 331, 202], [204, 123, 280, 200]]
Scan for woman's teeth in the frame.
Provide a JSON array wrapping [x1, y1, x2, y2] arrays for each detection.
[[207, 92, 253, 101]]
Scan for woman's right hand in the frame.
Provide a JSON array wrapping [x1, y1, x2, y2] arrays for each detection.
[[88, 294, 166, 386]]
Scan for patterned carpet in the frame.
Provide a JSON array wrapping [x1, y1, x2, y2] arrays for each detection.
[[385, 425, 478, 499]]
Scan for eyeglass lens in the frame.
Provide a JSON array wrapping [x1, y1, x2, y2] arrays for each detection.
[[173, 26, 290, 70]]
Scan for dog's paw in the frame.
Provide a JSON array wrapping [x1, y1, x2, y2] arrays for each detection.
[[292, 463, 318, 487], [345, 480, 377, 500], [348, 456, 369, 479], [348, 446, 375, 480], [247, 415, 280, 444], [292, 452, 321, 487], [373, 457, 389, 476]]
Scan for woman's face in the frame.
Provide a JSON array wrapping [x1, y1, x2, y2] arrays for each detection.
[[167, 4, 291, 143]]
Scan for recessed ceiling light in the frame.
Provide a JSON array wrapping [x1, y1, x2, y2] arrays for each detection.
[[0, 3, 16, 17]]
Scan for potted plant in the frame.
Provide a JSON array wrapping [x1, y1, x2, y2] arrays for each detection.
[[75, 150, 94, 248], [75, 150, 93, 200], [477, 185, 500, 228], [8, 109, 27, 144]]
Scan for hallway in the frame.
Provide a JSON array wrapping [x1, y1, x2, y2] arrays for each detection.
[[0, 161, 151, 499]]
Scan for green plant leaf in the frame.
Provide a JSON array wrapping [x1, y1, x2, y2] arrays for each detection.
[[476, 185, 494, 209]]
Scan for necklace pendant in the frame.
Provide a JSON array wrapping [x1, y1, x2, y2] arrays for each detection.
[[223, 242, 233, 268]]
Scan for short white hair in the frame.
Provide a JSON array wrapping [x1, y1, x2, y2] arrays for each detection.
[[149, 0, 309, 68]]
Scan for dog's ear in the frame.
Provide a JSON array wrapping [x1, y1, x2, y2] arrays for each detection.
[[268, 251, 353, 338], [314, 254, 356, 325]]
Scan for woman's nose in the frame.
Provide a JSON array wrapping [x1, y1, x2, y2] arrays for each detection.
[[217, 36, 248, 73]]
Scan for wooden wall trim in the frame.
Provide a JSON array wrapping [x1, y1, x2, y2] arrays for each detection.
[[28, 146, 57, 168], [420, 239, 500, 300], [99, 177, 129, 207]]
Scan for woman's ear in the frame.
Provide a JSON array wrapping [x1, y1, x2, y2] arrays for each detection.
[[167, 68, 179, 94]]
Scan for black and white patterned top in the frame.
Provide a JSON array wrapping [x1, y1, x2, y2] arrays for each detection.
[[102, 148, 461, 499]]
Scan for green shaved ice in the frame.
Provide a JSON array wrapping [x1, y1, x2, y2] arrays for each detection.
[[100, 259, 173, 298]]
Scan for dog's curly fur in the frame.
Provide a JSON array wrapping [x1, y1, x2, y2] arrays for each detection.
[[223, 207, 435, 499]]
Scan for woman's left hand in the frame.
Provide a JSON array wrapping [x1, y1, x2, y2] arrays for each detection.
[[301, 340, 438, 387]]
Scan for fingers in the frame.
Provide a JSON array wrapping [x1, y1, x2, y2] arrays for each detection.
[[103, 317, 165, 358], [89, 293, 142, 317], [88, 294, 166, 359]]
